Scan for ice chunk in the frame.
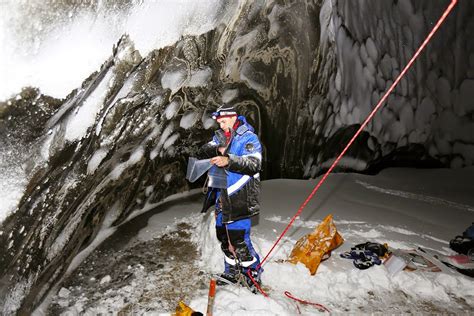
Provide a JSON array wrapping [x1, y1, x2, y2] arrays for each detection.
[[453, 142, 474, 164], [428, 144, 438, 157], [202, 113, 216, 130], [458, 79, 474, 113], [352, 106, 362, 124], [399, 102, 414, 132], [402, 25, 413, 47], [335, 69, 341, 92], [363, 66, 375, 87], [87, 148, 109, 175], [452, 90, 464, 116], [240, 62, 266, 91], [65, 70, 114, 142], [163, 133, 179, 150], [360, 43, 368, 65], [145, 185, 154, 197], [179, 111, 199, 129], [157, 123, 174, 148], [379, 54, 392, 79], [41, 128, 56, 161], [319, 0, 335, 50], [388, 120, 405, 143], [400, 77, 408, 97], [365, 37, 378, 61], [161, 68, 187, 94], [164, 100, 180, 120], [110, 146, 144, 180], [58, 287, 71, 299], [96, 73, 137, 136], [426, 71, 438, 94], [436, 77, 451, 109], [366, 56, 376, 75], [415, 97, 435, 128], [375, 73, 385, 91], [100, 275, 111, 285], [436, 134, 452, 155], [186, 67, 212, 87], [222, 89, 238, 103], [450, 156, 464, 169]]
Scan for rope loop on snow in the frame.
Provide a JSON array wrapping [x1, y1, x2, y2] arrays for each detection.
[[284, 291, 330, 313], [247, 0, 459, 299]]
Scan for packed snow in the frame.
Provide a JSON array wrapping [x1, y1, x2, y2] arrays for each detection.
[[44, 167, 474, 314]]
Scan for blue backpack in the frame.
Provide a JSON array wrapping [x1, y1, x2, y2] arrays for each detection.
[[449, 223, 474, 255], [463, 223, 474, 239]]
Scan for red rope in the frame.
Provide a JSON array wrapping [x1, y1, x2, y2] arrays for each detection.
[[284, 291, 330, 313], [248, 0, 458, 298]]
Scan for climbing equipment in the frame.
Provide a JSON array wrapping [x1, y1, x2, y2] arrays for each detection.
[[246, 0, 459, 306]]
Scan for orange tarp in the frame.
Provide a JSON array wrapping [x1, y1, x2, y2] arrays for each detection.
[[288, 214, 344, 275]]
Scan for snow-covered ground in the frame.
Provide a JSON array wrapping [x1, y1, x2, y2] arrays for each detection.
[[47, 167, 474, 315]]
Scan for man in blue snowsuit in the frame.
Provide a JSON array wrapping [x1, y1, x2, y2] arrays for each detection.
[[198, 105, 262, 290]]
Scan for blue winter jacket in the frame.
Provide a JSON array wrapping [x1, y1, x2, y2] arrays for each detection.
[[198, 116, 262, 223]]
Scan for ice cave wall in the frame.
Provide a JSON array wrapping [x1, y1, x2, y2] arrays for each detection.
[[0, 0, 473, 314], [306, 0, 474, 177]]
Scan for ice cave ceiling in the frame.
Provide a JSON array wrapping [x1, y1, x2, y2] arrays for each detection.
[[0, 0, 473, 313]]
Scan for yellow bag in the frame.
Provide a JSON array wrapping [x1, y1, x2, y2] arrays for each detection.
[[288, 214, 344, 275], [174, 301, 199, 316]]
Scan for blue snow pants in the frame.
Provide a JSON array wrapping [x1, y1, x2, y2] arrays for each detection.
[[215, 211, 261, 274]]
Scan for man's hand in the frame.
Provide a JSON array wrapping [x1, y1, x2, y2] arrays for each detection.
[[210, 156, 229, 167]]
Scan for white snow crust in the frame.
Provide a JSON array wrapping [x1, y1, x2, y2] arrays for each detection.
[[48, 167, 474, 315]]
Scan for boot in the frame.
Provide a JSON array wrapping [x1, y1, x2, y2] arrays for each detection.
[[216, 263, 239, 286], [242, 268, 262, 294]]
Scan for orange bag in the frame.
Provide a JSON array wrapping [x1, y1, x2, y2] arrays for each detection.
[[174, 301, 198, 316], [288, 214, 344, 275]]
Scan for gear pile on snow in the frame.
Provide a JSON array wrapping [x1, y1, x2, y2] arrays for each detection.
[[340, 242, 388, 270], [449, 223, 474, 256]]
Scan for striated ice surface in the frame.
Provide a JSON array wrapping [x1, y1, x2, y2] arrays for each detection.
[[65, 70, 114, 142], [110, 146, 144, 180], [87, 148, 109, 175]]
